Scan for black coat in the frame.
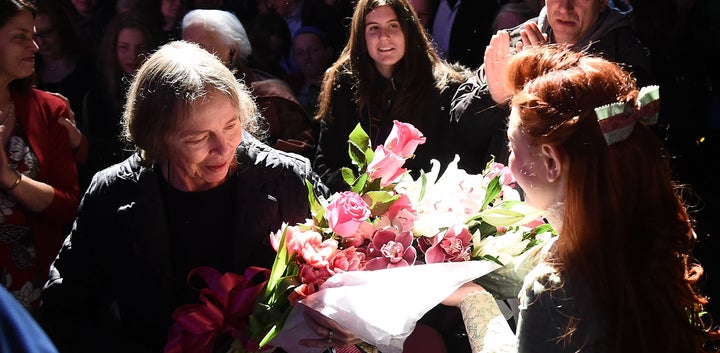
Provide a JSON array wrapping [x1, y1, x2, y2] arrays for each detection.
[[40, 135, 327, 353]]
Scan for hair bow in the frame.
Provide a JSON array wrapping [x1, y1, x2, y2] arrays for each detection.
[[594, 85, 660, 145]]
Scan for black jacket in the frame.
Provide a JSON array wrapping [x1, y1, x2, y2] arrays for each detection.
[[40, 135, 327, 353]]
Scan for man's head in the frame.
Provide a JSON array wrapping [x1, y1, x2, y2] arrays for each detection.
[[546, 0, 608, 44], [181, 9, 252, 69]]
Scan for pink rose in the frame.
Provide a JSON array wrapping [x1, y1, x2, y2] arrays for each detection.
[[424, 224, 472, 264], [384, 120, 426, 158], [367, 145, 406, 187], [327, 191, 371, 238]]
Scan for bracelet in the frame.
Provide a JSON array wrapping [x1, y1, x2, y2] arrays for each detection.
[[6, 169, 22, 191]]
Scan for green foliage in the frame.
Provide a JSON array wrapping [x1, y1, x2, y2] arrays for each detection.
[[250, 225, 300, 347]]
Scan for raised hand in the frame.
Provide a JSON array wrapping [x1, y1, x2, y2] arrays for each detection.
[[518, 22, 548, 51], [484, 30, 513, 104]]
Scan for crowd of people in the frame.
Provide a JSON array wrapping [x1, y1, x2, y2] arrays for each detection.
[[0, 0, 719, 352]]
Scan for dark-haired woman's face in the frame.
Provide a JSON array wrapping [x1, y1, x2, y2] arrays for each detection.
[[116, 28, 150, 75], [364, 5, 405, 79], [34, 14, 62, 58], [0, 11, 38, 84]]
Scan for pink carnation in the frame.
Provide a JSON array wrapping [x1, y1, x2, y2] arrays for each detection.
[[329, 247, 365, 274], [299, 238, 339, 268]]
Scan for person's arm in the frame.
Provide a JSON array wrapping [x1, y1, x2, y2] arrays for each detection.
[[0, 129, 54, 211], [0, 286, 59, 353], [443, 282, 517, 353], [1, 94, 79, 221]]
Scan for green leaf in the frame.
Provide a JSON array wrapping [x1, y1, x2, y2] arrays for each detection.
[[482, 176, 502, 210], [348, 124, 371, 171], [341, 167, 358, 188], [478, 208, 526, 227], [533, 223, 555, 235], [348, 123, 370, 151], [263, 228, 290, 299], [305, 180, 325, 224], [363, 190, 400, 217], [493, 200, 545, 226], [351, 172, 369, 194], [467, 220, 498, 238], [479, 254, 504, 266]]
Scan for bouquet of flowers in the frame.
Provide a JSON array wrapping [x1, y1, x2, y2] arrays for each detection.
[[248, 121, 555, 353]]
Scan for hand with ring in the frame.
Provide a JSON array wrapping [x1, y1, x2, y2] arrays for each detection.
[[299, 306, 363, 349]]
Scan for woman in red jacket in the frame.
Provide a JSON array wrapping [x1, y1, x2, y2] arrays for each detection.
[[0, 0, 80, 315]]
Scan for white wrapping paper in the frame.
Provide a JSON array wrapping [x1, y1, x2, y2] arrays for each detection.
[[269, 261, 501, 353]]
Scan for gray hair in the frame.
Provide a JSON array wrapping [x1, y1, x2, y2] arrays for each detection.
[[122, 40, 260, 166], [181, 9, 252, 65]]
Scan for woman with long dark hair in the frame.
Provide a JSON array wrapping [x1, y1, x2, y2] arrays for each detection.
[[313, 0, 472, 192]]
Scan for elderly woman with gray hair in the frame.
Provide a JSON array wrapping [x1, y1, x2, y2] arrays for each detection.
[[39, 40, 340, 353]]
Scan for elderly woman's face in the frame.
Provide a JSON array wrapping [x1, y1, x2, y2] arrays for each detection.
[[163, 94, 243, 191]]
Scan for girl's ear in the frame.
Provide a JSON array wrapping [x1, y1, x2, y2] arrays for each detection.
[[541, 144, 563, 183]]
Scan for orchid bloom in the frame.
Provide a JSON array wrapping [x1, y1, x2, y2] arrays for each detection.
[[364, 228, 417, 270], [423, 224, 473, 263]]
